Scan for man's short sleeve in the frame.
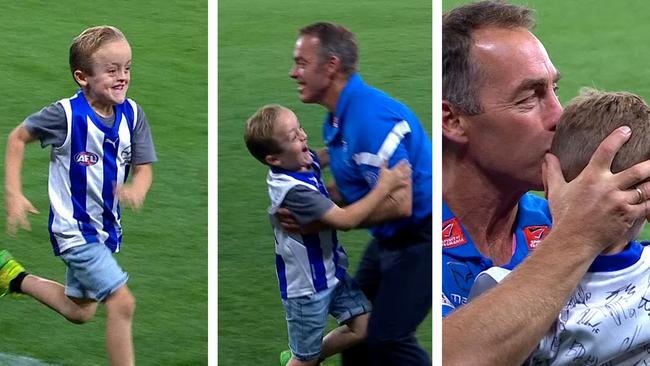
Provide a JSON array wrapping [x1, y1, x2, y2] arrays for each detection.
[[132, 105, 157, 165], [281, 185, 334, 225], [23, 103, 67, 148]]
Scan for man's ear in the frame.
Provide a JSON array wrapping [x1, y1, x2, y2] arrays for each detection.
[[73, 69, 89, 87], [265, 154, 281, 167], [326, 55, 342, 77], [442, 100, 469, 145]]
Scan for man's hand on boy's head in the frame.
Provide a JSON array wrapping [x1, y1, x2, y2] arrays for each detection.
[[5, 193, 39, 236], [543, 126, 650, 253]]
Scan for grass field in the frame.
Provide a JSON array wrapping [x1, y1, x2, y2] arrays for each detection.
[[217, 0, 432, 365], [443, 0, 650, 242], [0, 1, 207, 365]]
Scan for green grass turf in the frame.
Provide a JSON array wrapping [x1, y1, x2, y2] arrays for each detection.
[[443, 0, 650, 241], [218, 0, 432, 364], [0, 1, 207, 365]]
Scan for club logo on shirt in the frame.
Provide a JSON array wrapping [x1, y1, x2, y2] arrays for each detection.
[[120, 145, 132, 166], [442, 218, 467, 248], [74, 152, 99, 166], [363, 170, 379, 186], [523, 225, 550, 250]]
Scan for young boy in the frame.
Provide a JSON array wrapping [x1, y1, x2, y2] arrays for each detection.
[[0, 26, 156, 366], [470, 88, 650, 365], [244, 104, 410, 366]]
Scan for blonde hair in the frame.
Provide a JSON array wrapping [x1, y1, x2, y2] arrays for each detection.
[[69, 25, 127, 77], [244, 104, 287, 164], [551, 88, 650, 181]]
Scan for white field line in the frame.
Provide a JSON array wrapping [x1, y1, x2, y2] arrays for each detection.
[[0, 353, 58, 366]]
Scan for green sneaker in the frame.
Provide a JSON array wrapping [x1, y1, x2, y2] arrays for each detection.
[[0, 250, 25, 297], [279, 350, 292, 366]]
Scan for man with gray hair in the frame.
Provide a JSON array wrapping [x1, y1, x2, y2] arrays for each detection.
[[442, 1, 650, 364], [282, 21, 433, 365]]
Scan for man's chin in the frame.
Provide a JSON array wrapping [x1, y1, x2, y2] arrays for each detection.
[[298, 93, 317, 104]]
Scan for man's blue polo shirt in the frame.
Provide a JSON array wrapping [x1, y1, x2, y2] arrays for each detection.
[[442, 193, 552, 316], [323, 73, 432, 238]]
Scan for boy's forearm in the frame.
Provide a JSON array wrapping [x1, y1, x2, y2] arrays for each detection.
[[321, 178, 393, 230], [129, 164, 153, 196]]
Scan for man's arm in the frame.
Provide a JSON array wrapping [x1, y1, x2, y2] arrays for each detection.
[[443, 127, 650, 365], [320, 161, 410, 230], [358, 181, 412, 226], [5, 124, 40, 235], [316, 147, 329, 168], [115, 163, 153, 210]]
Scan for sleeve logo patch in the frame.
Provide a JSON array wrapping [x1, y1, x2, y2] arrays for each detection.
[[523, 225, 550, 249], [442, 218, 467, 248]]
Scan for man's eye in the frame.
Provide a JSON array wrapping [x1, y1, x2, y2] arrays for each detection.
[[517, 95, 535, 104]]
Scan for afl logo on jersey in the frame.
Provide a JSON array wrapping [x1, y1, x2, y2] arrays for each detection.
[[442, 218, 467, 248], [74, 152, 99, 166]]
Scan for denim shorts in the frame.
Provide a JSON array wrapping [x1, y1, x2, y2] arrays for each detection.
[[281, 273, 372, 361], [59, 242, 128, 302]]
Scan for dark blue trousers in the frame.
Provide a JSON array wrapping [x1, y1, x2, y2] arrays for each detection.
[[341, 219, 432, 366]]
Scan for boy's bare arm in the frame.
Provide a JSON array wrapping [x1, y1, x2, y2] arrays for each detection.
[[115, 163, 153, 210], [5, 124, 39, 235], [319, 161, 410, 231]]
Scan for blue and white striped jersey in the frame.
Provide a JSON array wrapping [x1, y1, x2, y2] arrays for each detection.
[[267, 152, 348, 299], [48, 90, 137, 255]]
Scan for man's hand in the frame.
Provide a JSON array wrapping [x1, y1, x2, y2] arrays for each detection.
[[275, 208, 325, 234], [544, 125, 650, 253], [376, 160, 411, 193], [6, 193, 39, 236]]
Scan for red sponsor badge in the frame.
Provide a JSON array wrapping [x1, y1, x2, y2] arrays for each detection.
[[523, 225, 550, 250], [442, 218, 467, 248]]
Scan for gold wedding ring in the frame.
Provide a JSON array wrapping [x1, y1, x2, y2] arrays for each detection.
[[636, 187, 645, 205]]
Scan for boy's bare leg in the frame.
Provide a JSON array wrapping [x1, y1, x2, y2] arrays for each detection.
[[321, 313, 369, 359], [105, 285, 136, 366], [20, 274, 97, 323]]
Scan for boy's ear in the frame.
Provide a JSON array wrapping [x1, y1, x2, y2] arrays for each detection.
[[73, 69, 89, 87], [265, 154, 281, 167]]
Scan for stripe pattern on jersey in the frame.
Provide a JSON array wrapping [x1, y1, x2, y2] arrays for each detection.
[[352, 120, 411, 167], [48, 90, 136, 255], [267, 152, 348, 299]]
